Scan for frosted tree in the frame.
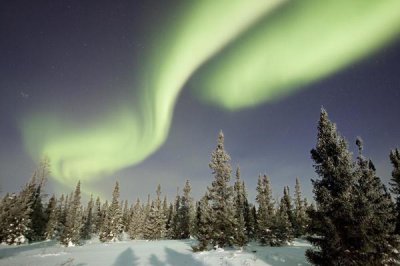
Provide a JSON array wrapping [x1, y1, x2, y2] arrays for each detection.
[[233, 166, 248, 246], [60, 181, 82, 246], [293, 178, 307, 237], [100, 182, 123, 242], [281, 186, 295, 231], [272, 193, 294, 246], [81, 195, 94, 240], [28, 159, 50, 241], [351, 139, 398, 264], [167, 189, 180, 239], [306, 109, 359, 264], [256, 174, 275, 245], [193, 193, 212, 251], [207, 131, 237, 248], [389, 148, 400, 234], [128, 199, 144, 239], [93, 196, 102, 234], [122, 199, 129, 232], [177, 180, 194, 239], [143, 185, 166, 240], [44, 195, 58, 240]]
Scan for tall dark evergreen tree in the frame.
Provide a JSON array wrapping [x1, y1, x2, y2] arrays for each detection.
[[207, 131, 237, 248], [271, 189, 294, 246], [233, 167, 248, 246], [60, 181, 82, 246], [293, 178, 307, 237], [100, 182, 123, 242], [44, 195, 58, 240], [256, 174, 275, 245], [81, 195, 94, 240], [389, 148, 400, 234], [193, 193, 212, 251], [128, 199, 144, 239], [351, 139, 398, 264], [177, 180, 193, 239], [306, 109, 356, 265]]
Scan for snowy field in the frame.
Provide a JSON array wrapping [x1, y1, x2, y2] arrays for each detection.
[[0, 238, 311, 266]]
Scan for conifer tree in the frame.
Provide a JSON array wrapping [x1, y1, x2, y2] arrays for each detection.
[[293, 178, 307, 237], [306, 109, 360, 264], [168, 189, 180, 239], [60, 181, 82, 246], [271, 189, 294, 246], [128, 199, 144, 239], [93, 196, 102, 234], [389, 148, 400, 234], [44, 195, 58, 240], [177, 180, 193, 239], [282, 186, 295, 232], [233, 167, 248, 246], [193, 193, 212, 251], [122, 199, 129, 232], [207, 131, 237, 248], [81, 195, 94, 240], [256, 174, 275, 245], [100, 182, 123, 242], [351, 139, 398, 264]]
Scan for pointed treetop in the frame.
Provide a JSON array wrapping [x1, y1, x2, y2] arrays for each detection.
[[236, 166, 241, 180]]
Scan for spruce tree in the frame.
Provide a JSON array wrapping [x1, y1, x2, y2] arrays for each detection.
[[293, 178, 307, 237], [128, 199, 144, 239], [168, 189, 180, 239], [351, 139, 398, 264], [44, 195, 58, 240], [93, 196, 102, 234], [256, 174, 275, 245], [122, 200, 129, 232], [60, 181, 82, 246], [207, 131, 237, 248], [233, 167, 248, 246], [306, 109, 360, 265], [81, 195, 94, 240], [177, 180, 193, 239], [100, 182, 123, 242], [271, 190, 294, 246], [193, 193, 212, 251], [389, 148, 400, 234]]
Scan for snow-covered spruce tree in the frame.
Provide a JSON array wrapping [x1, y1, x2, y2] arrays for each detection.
[[128, 199, 144, 239], [100, 182, 123, 242], [60, 181, 82, 246], [1, 190, 32, 245], [81, 194, 94, 240], [306, 108, 358, 265], [28, 159, 50, 242], [390, 148, 400, 234], [244, 201, 256, 241], [122, 200, 129, 232], [93, 196, 102, 234], [351, 139, 398, 264], [271, 189, 294, 246], [233, 167, 248, 246], [256, 174, 275, 245], [281, 186, 295, 234], [167, 189, 180, 239], [193, 193, 212, 251], [165, 203, 174, 238], [177, 180, 194, 239], [44, 195, 58, 240], [293, 178, 307, 238], [207, 131, 237, 248], [143, 185, 166, 240]]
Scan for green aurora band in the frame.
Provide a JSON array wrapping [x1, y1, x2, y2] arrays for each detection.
[[21, 0, 400, 189]]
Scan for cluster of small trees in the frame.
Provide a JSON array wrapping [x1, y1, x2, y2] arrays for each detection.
[[0, 132, 311, 249]]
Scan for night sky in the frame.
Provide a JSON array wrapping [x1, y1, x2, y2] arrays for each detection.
[[1, 0, 400, 202]]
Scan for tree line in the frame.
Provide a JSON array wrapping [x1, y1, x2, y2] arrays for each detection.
[[0, 108, 399, 265]]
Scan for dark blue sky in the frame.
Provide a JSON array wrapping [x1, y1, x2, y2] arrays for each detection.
[[1, 0, 399, 202]]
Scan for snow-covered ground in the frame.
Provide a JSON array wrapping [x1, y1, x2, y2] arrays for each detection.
[[0, 238, 311, 266]]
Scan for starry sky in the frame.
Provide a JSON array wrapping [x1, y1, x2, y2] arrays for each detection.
[[1, 0, 400, 202]]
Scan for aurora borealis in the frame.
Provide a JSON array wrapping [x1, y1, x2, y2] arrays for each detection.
[[1, 0, 400, 199]]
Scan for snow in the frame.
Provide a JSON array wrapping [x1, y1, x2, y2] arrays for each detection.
[[0, 239, 311, 265]]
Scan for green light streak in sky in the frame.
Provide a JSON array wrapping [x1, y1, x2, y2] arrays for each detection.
[[21, 0, 400, 189], [21, 1, 281, 187], [191, 0, 400, 110]]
